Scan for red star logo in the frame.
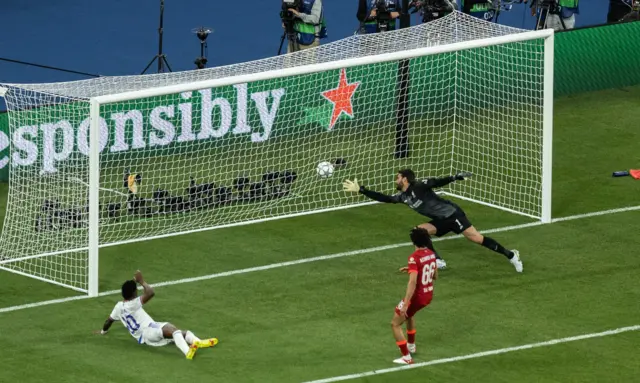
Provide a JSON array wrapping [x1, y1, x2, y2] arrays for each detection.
[[321, 69, 360, 130]]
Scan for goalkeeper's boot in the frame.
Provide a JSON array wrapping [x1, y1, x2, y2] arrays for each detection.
[[196, 338, 218, 349], [436, 258, 447, 270], [393, 356, 414, 365], [510, 250, 523, 273], [186, 344, 198, 360]]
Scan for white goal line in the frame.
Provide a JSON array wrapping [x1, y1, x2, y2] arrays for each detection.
[[0, 204, 639, 315], [0, 201, 381, 265], [302, 325, 640, 383]]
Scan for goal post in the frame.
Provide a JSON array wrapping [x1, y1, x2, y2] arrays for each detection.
[[0, 12, 554, 296], [542, 33, 554, 224], [88, 99, 101, 297]]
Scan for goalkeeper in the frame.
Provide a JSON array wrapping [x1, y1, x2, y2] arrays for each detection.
[[343, 169, 522, 272]]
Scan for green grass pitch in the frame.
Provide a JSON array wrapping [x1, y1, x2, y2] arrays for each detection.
[[0, 85, 639, 382]]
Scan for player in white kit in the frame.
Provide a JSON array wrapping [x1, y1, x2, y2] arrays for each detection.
[[96, 270, 218, 360]]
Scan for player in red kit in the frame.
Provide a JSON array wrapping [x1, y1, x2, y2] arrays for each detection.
[[391, 227, 438, 365]]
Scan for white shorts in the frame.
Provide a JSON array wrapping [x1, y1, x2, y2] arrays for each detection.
[[141, 322, 173, 347]]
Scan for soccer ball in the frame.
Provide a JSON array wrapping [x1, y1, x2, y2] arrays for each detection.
[[316, 161, 334, 178]]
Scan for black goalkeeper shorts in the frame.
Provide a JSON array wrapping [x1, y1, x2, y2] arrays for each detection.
[[429, 213, 472, 237]]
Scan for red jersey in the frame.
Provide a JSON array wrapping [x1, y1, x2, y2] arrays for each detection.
[[407, 248, 437, 304]]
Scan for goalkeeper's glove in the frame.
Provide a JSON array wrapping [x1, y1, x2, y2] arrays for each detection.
[[343, 178, 361, 193], [454, 171, 473, 181]]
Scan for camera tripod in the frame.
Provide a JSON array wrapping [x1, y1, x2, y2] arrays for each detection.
[[278, 19, 298, 55], [141, 0, 172, 74], [534, 1, 567, 30]]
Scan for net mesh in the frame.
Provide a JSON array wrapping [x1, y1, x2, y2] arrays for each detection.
[[0, 12, 547, 292]]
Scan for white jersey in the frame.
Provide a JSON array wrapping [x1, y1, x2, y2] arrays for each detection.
[[109, 297, 155, 342]]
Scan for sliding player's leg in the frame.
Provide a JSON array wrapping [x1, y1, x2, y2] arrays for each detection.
[[161, 323, 198, 359], [462, 226, 522, 272], [406, 316, 417, 354], [194, 335, 219, 348], [163, 324, 218, 351], [181, 328, 218, 349], [418, 222, 448, 270], [184, 330, 201, 345], [182, 329, 218, 349], [138, 321, 197, 359]]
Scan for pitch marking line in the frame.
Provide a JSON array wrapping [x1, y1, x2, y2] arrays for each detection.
[[302, 325, 640, 383], [1, 205, 639, 315]]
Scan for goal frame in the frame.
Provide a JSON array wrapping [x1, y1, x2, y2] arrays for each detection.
[[82, 28, 554, 296]]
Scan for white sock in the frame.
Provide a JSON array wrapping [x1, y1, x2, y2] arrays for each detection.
[[172, 331, 190, 355], [185, 330, 201, 345]]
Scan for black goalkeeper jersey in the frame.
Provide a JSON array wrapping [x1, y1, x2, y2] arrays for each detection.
[[359, 177, 463, 220]]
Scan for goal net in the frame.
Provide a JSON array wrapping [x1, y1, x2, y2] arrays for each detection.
[[0, 12, 553, 295]]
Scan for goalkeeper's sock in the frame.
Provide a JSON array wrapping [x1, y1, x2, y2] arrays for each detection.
[[407, 329, 416, 345], [185, 330, 201, 345], [481, 237, 514, 259], [172, 330, 190, 355]]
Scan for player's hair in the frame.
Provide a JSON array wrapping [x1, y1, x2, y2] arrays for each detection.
[[398, 169, 416, 183], [121, 280, 137, 299], [410, 227, 433, 250]]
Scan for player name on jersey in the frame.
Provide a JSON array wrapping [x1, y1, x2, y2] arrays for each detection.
[[419, 254, 435, 263]]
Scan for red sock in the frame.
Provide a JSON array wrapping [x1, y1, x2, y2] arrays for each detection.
[[407, 329, 416, 344], [396, 340, 410, 356]]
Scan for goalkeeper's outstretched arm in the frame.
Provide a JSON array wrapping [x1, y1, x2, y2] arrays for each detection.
[[360, 187, 399, 203], [422, 172, 473, 189], [342, 178, 399, 203]]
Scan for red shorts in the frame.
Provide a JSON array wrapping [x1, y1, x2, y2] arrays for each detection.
[[394, 296, 432, 318]]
